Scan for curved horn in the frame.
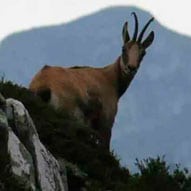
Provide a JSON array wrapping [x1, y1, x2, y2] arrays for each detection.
[[138, 17, 154, 43], [131, 12, 138, 41]]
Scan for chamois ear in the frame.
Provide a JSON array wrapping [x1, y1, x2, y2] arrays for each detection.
[[122, 22, 130, 43], [142, 31, 155, 49]]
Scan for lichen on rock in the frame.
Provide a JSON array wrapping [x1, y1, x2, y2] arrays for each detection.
[[0, 93, 68, 191]]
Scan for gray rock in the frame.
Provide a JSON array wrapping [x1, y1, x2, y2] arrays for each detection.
[[0, 95, 68, 191]]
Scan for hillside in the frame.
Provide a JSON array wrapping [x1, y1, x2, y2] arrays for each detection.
[[1, 80, 191, 191]]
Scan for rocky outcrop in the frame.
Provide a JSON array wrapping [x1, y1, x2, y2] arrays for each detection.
[[0, 93, 68, 191]]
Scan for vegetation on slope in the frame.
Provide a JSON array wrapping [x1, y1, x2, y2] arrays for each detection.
[[1, 80, 191, 191]]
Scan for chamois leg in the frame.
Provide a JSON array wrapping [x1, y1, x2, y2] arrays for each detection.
[[99, 128, 111, 150], [90, 117, 112, 150]]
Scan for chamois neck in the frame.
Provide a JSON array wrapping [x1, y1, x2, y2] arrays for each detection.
[[115, 56, 136, 98], [103, 56, 136, 98]]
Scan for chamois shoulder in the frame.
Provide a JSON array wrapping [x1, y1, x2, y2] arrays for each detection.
[[39, 65, 69, 74]]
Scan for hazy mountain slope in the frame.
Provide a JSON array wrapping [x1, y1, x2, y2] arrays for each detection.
[[0, 6, 191, 171]]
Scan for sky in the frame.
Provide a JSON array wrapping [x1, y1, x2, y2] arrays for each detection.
[[0, 0, 191, 42]]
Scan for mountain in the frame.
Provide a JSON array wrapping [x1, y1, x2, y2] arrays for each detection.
[[0, 6, 191, 172]]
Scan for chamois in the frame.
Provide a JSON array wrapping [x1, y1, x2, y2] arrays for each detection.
[[29, 12, 155, 149]]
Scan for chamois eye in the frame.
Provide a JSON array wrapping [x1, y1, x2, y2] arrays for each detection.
[[140, 50, 145, 57], [122, 46, 126, 53], [138, 50, 145, 62]]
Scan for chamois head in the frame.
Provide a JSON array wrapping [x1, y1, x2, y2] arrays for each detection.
[[121, 12, 154, 72]]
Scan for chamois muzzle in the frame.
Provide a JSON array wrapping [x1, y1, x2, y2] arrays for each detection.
[[122, 12, 155, 49]]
